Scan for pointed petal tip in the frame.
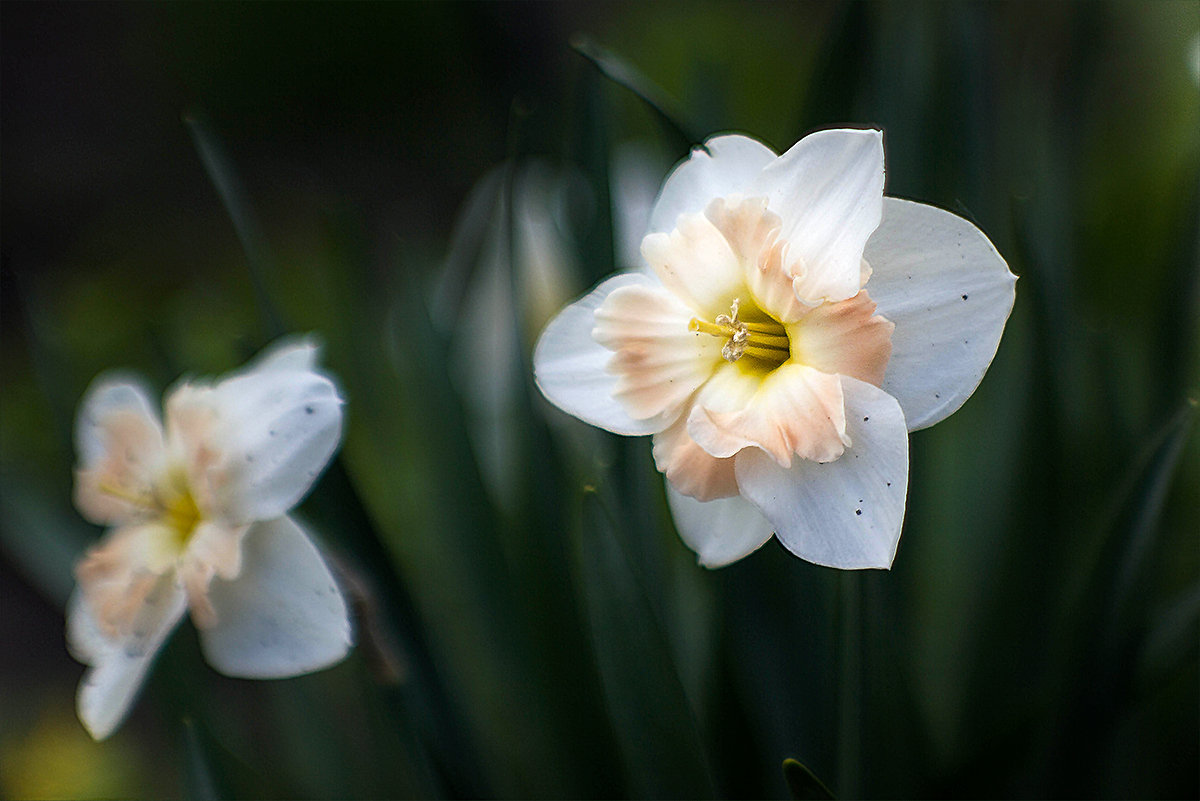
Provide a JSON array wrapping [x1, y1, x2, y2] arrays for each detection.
[[78, 687, 119, 741]]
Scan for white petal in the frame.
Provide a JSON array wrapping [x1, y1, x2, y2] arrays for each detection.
[[196, 358, 344, 523], [67, 580, 187, 740], [647, 134, 778, 236], [199, 516, 351, 679], [750, 129, 885, 303], [533, 272, 678, 435], [665, 483, 776, 568], [734, 377, 908, 569], [865, 198, 1017, 430], [242, 337, 322, 373]]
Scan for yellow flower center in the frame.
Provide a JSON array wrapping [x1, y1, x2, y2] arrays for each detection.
[[161, 481, 201, 549], [690, 298, 791, 373], [99, 467, 202, 551]]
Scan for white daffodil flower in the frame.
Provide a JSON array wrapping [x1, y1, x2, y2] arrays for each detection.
[[534, 129, 1016, 570], [67, 338, 352, 740]]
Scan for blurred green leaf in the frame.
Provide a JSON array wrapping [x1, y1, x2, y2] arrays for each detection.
[[1044, 399, 1197, 794], [575, 489, 717, 799], [783, 757, 835, 800], [834, 572, 863, 800], [0, 471, 92, 607], [181, 719, 220, 801], [176, 711, 292, 801], [186, 114, 489, 798], [1139, 580, 1200, 687], [571, 34, 700, 156], [1103, 401, 1197, 638], [183, 111, 285, 342], [570, 56, 616, 288]]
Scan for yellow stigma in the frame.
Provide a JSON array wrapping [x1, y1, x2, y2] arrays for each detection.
[[690, 298, 791, 370]]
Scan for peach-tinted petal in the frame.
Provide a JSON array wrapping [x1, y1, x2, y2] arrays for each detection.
[[703, 195, 779, 268], [641, 212, 743, 315], [789, 290, 895, 387], [651, 417, 738, 502], [74, 523, 180, 639], [163, 384, 223, 514], [534, 272, 678, 435], [74, 380, 166, 526], [179, 521, 249, 629], [703, 196, 808, 324], [687, 362, 849, 467], [75, 378, 163, 466], [593, 282, 722, 422], [752, 235, 811, 324]]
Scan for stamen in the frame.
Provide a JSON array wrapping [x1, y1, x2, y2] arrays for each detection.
[[745, 331, 790, 349], [689, 298, 791, 367], [689, 319, 735, 338], [98, 482, 157, 510], [742, 343, 790, 361]]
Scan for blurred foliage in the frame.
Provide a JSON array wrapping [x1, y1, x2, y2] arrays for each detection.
[[1, 2, 1197, 798]]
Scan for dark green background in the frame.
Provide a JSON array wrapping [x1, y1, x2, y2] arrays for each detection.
[[2, 2, 1197, 798]]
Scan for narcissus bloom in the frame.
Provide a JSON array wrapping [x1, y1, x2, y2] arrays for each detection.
[[68, 339, 352, 739], [534, 129, 1015, 569]]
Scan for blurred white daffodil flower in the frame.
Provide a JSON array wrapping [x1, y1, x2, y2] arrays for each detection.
[[68, 339, 352, 739], [534, 129, 1016, 569]]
